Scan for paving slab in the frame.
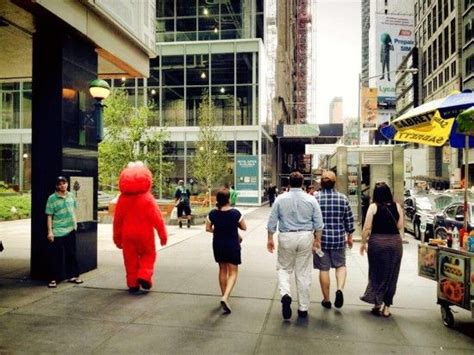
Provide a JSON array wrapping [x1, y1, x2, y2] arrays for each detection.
[[0, 207, 473, 354]]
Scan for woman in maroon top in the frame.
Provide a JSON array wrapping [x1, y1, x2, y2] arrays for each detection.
[[360, 182, 404, 317], [206, 188, 247, 314]]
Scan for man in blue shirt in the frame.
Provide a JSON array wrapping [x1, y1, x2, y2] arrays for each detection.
[[267, 171, 324, 320], [315, 171, 354, 309]]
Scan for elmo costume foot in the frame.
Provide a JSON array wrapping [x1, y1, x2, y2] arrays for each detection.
[[128, 286, 140, 294], [138, 278, 151, 290]]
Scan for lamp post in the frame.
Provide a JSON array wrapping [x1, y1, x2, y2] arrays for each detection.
[[89, 79, 111, 142], [358, 68, 418, 144]]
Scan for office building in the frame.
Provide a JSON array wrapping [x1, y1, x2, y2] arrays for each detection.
[[329, 96, 343, 124], [0, 0, 154, 278]]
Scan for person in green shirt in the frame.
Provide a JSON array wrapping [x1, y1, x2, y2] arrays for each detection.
[[45, 176, 83, 288], [229, 185, 238, 207]]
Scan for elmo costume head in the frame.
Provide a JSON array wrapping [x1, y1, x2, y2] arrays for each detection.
[[119, 161, 152, 195]]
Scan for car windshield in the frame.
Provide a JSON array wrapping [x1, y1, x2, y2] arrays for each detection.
[[416, 195, 455, 212]]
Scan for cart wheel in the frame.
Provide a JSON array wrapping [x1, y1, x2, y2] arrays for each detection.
[[440, 306, 454, 328]]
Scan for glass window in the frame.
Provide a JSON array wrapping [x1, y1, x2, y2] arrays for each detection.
[[433, 38, 438, 69], [445, 204, 458, 218], [177, 0, 196, 16], [186, 54, 209, 86], [236, 85, 253, 125], [198, 15, 220, 40], [451, 61, 457, 76], [156, 19, 175, 42], [450, 19, 456, 55], [432, 6, 437, 33], [438, 0, 443, 25], [22, 88, 32, 129], [211, 86, 234, 126], [0, 144, 19, 189], [162, 56, 184, 86], [1, 89, 20, 129], [444, 27, 449, 60], [211, 53, 234, 85], [176, 18, 197, 41], [157, 0, 174, 17], [236, 53, 253, 84], [236, 140, 253, 155], [221, 15, 242, 39], [186, 86, 208, 126], [162, 87, 185, 126], [438, 32, 443, 66]]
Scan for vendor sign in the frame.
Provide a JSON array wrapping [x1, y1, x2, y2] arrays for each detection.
[[394, 113, 454, 146]]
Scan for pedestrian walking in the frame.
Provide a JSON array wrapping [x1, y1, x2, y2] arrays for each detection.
[[314, 170, 354, 309], [113, 162, 168, 292], [266, 171, 324, 320], [267, 184, 277, 207], [45, 176, 83, 288], [359, 182, 403, 318], [175, 179, 192, 228], [206, 188, 247, 314], [229, 185, 239, 207]]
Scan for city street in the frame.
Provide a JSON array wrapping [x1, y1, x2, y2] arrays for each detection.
[[0, 206, 473, 354]]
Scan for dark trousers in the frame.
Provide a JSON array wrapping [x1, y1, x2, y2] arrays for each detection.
[[49, 230, 79, 281]]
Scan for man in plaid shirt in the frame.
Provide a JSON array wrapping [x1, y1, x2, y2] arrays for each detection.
[[314, 171, 354, 309]]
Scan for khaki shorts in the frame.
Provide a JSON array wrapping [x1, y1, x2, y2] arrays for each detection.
[[313, 248, 346, 271]]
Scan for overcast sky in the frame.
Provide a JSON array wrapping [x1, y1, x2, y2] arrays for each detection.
[[314, 0, 361, 123]]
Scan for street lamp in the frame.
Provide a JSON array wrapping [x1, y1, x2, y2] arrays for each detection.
[[89, 79, 111, 142], [358, 68, 418, 144]]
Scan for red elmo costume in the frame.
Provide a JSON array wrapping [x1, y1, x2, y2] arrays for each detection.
[[113, 162, 168, 291]]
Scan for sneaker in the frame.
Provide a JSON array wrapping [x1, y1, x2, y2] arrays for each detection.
[[179, 221, 182, 228], [220, 298, 232, 314], [187, 220, 191, 228], [335, 290, 344, 309], [297, 310, 308, 318], [281, 294, 292, 320], [321, 300, 332, 309], [48, 280, 57, 288]]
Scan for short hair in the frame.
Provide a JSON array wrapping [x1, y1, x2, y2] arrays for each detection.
[[289, 171, 304, 188], [372, 182, 394, 204], [216, 188, 230, 209]]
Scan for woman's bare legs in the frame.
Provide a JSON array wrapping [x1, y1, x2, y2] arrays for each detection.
[[218, 263, 228, 295], [222, 263, 238, 301]]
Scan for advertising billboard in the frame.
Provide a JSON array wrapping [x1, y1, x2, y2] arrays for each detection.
[[360, 87, 378, 130], [376, 15, 414, 107]]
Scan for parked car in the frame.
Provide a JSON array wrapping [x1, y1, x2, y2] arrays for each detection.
[[432, 201, 474, 239], [404, 193, 456, 241]]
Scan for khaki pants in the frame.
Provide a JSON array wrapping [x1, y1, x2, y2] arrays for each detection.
[[277, 231, 314, 311]]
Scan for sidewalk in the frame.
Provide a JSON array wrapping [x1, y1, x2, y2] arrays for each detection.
[[0, 207, 473, 354]]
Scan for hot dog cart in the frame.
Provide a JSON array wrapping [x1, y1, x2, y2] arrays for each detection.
[[418, 244, 474, 327]]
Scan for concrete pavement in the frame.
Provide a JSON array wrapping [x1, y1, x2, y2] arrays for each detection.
[[0, 206, 473, 354]]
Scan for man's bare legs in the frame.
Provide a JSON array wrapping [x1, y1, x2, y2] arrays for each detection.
[[335, 266, 347, 290], [319, 271, 330, 302]]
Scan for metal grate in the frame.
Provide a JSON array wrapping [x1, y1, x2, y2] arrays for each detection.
[[361, 151, 393, 165]]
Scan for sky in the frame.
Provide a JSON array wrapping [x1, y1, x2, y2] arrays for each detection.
[[314, 0, 361, 123]]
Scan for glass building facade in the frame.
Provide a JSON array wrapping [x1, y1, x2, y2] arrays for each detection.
[[0, 0, 273, 204], [0, 81, 32, 191]]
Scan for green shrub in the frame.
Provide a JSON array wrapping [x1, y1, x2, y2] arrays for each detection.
[[0, 193, 31, 220]]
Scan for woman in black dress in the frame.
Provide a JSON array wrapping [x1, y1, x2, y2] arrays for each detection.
[[359, 182, 404, 317], [206, 188, 247, 314]]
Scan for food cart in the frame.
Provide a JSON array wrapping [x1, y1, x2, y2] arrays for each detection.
[[418, 244, 474, 327]]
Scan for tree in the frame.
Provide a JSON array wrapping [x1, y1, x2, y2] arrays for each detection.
[[99, 89, 173, 196], [192, 92, 227, 206]]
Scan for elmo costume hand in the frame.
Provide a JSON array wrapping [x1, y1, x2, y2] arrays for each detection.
[[113, 162, 168, 291]]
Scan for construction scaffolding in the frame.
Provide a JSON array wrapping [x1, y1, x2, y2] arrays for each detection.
[[295, 0, 311, 123]]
